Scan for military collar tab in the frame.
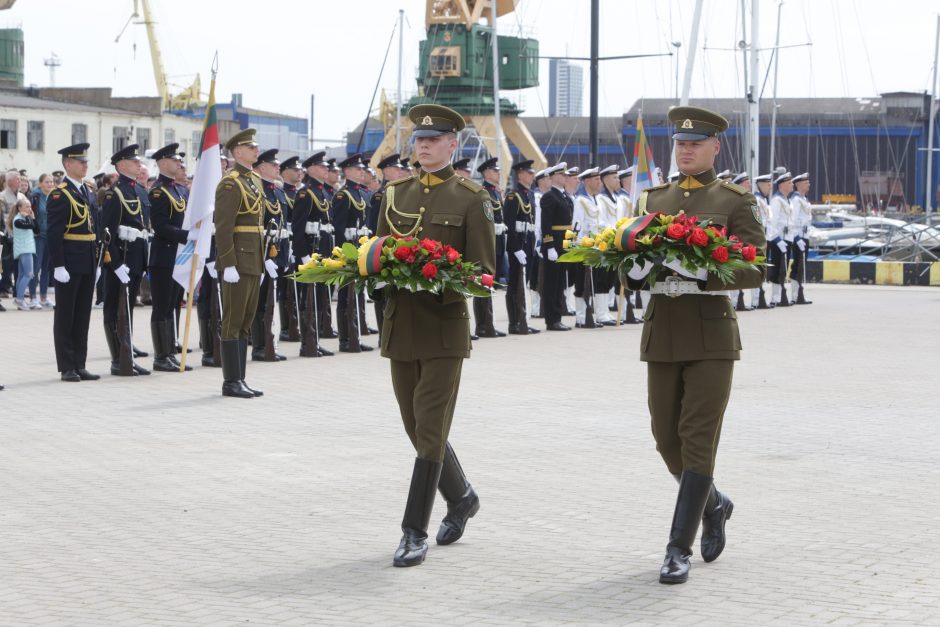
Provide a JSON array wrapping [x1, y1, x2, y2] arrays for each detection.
[[678, 168, 717, 189], [419, 165, 455, 187]]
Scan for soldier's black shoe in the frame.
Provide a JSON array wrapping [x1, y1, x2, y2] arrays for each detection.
[[358, 343, 374, 351], [132, 345, 149, 358], [152, 321, 179, 372], [279, 330, 291, 342], [317, 346, 335, 357], [547, 322, 571, 331], [320, 328, 338, 339], [507, 324, 528, 335], [61, 369, 81, 382], [470, 333, 479, 341], [436, 443, 479, 545], [795, 286, 812, 305], [153, 357, 177, 372], [366, 326, 379, 335], [222, 380, 254, 398], [202, 354, 218, 367], [476, 329, 506, 338], [111, 362, 138, 376], [601, 319, 618, 326], [659, 470, 713, 585], [222, 339, 254, 398], [237, 338, 263, 397], [76, 369, 100, 381], [132, 363, 151, 376], [527, 326, 541, 334], [393, 458, 442, 568], [701, 490, 733, 563]]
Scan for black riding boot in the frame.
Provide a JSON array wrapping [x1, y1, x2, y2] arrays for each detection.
[[393, 458, 443, 567], [250, 314, 267, 361], [436, 443, 480, 545], [700, 486, 733, 563], [238, 338, 263, 397], [221, 339, 253, 398], [660, 470, 713, 584], [198, 315, 218, 367], [104, 321, 136, 376], [151, 321, 177, 372], [164, 319, 192, 370]]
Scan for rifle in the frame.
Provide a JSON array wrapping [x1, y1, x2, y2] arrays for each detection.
[[262, 219, 278, 361], [117, 236, 135, 376], [584, 266, 597, 328], [286, 239, 301, 342], [211, 273, 223, 366]]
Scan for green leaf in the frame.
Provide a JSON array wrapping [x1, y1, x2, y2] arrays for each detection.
[[341, 242, 359, 261]]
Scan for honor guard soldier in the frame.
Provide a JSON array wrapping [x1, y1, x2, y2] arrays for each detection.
[[572, 167, 604, 328], [102, 143, 151, 377], [333, 153, 376, 352], [539, 162, 573, 331], [598, 164, 623, 319], [617, 167, 635, 219], [768, 171, 794, 306], [752, 173, 774, 309], [369, 153, 408, 336], [716, 169, 733, 182], [452, 157, 472, 178], [278, 156, 304, 343], [627, 106, 766, 584], [474, 157, 507, 338], [250, 148, 289, 362], [214, 128, 265, 398], [502, 159, 540, 335], [376, 104, 496, 567], [325, 158, 341, 191], [531, 167, 552, 318], [148, 143, 194, 372], [47, 142, 102, 382], [789, 172, 813, 304]]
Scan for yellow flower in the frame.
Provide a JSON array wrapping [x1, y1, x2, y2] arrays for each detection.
[[580, 236, 595, 248], [637, 234, 654, 246], [597, 241, 609, 252], [323, 258, 345, 269], [332, 246, 343, 258], [562, 240, 571, 249], [564, 229, 576, 240], [658, 214, 674, 225]]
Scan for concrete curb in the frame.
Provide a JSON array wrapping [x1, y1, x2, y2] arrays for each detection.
[[806, 260, 940, 286]]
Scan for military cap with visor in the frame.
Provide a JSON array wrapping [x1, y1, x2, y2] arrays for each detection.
[[732, 172, 750, 184], [477, 157, 499, 173], [512, 159, 535, 173], [377, 153, 404, 170], [254, 148, 279, 168], [577, 167, 600, 180], [111, 143, 141, 165], [773, 171, 793, 185], [279, 156, 302, 173], [151, 142, 182, 161], [58, 142, 90, 162], [669, 105, 729, 141], [302, 151, 327, 169], [338, 153, 365, 170], [224, 127, 258, 152], [409, 103, 466, 138], [452, 157, 471, 171], [792, 172, 810, 183]]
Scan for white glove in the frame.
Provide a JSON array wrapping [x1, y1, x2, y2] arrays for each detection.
[[358, 227, 371, 237], [321, 224, 334, 234], [547, 248, 559, 261], [627, 260, 653, 280], [495, 223, 508, 235], [305, 222, 320, 236], [223, 266, 240, 283], [515, 222, 526, 233], [186, 229, 198, 241], [513, 250, 527, 265], [777, 240, 788, 253], [54, 266, 70, 283], [206, 261, 218, 279], [344, 227, 358, 240], [796, 240, 806, 252], [264, 258, 278, 278], [95, 267, 101, 282], [114, 264, 131, 284], [301, 255, 311, 265], [118, 225, 139, 242], [663, 258, 707, 281]]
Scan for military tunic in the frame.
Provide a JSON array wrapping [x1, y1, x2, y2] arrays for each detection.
[[332, 180, 370, 346], [148, 174, 189, 325], [502, 183, 536, 330], [101, 174, 148, 325], [376, 165, 496, 461], [291, 177, 335, 337]]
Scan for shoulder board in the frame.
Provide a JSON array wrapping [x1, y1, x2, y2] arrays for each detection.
[[151, 188, 163, 197], [646, 183, 670, 193], [721, 181, 748, 195], [57, 182, 67, 189], [226, 171, 240, 179], [387, 175, 414, 187], [50, 191, 61, 199], [457, 176, 484, 193], [297, 189, 308, 198]]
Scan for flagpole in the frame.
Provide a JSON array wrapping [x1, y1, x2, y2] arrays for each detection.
[[179, 54, 219, 372]]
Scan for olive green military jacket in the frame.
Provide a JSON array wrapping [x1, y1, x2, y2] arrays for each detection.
[[214, 163, 264, 276], [376, 165, 497, 361], [637, 168, 767, 362]]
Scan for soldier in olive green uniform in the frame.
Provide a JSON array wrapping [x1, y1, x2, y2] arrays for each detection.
[[214, 129, 265, 399], [628, 106, 766, 584], [376, 104, 496, 568]]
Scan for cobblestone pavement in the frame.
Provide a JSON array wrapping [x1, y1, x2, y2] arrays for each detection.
[[0, 284, 937, 626]]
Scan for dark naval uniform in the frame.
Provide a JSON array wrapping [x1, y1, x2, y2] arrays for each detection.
[[377, 104, 496, 568], [631, 106, 766, 585], [47, 142, 101, 382], [539, 172, 574, 330], [148, 143, 191, 372], [502, 162, 539, 334], [473, 160, 506, 338], [101, 144, 150, 377], [214, 128, 265, 398]]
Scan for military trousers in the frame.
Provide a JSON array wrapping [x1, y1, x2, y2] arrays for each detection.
[[647, 359, 734, 477], [390, 357, 464, 462], [505, 253, 527, 327], [221, 274, 261, 340], [149, 266, 183, 324], [52, 272, 95, 373], [541, 257, 564, 325]]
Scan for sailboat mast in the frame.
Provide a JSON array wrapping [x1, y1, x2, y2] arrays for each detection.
[[748, 0, 760, 178], [589, 0, 599, 166], [490, 2, 503, 174], [926, 14, 939, 215], [668, 0, 704, 176], [396, 8, 404, 154], [768, 0, 783, 176]]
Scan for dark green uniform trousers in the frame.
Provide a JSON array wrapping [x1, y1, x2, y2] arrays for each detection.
[[390, 357, 463, 462], [221, 277, 261, 340], [647, 360, 734, 477]]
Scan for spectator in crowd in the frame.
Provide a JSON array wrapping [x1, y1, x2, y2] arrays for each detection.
[[30, 173, 56, 308], [7, 196, 40, 310], [1, 170, 28, 300]]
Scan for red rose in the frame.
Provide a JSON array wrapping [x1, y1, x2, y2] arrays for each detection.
[[686, 227, 709, 247], [741, 244, 757, 262], [393, 246, 414, 262], [480, 273, 495, 288], [420, 238, 442, 253], [730, 241, 743, 252], [707, 225, 727, 238], [445, 248, 460, 263], [421, 262, 438, 279], [666, 223, 689, 239], [711, 246, 730, 263]]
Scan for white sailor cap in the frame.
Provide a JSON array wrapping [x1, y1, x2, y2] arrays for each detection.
[[753, 173, 773, 182], [792, 172, 810, 183], [577, 167, 600, 180], [773, 171, 793, 185], [717, 169, 733, 179], [534, 168, 549, 181], [599, 164, 619, 177], [565, 166, 580, 176], [617, 166, 635, 179], [732, 172, 750, 184], [544, 162, 567, 176]]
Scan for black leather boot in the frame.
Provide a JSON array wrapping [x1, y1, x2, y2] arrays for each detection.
[[151, 321, 178, 372], [238, 338, 263, 397], [198, 316, 218, 367], [393, 457, 443, 567], [436, 443, 480, 545], [660, 470, 713, 584], [221, 339, 253, 398], [250, 315, 267, 361], [701, 487, 733, 563], [104, 322, 137, 376], [164, 320, 192, 370]]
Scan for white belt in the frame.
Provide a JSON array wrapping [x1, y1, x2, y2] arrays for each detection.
[[117, 226, 144, 241], [650, 276, 728, 298], [276, 228, 290, 240], [305, 222, 320, 235], [320, 224, 334, 234], [515, 222, 535, 233]]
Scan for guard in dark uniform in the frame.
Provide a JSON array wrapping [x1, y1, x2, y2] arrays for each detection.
[[628, 106, 766, 584], [101, 143, 150, 377], [148, 142, 193, 372], [250, 148, 288, 362], [332, 153, 375, 352], [47, 142, 101, 382], [278, 155, 304, 343], [452, 157, 471, 178], [368, 153, 407, 336], [539, 162, 573, 331], [502, 159, 539, 334], [376, 104, 496, 567], [474, 157, 507, 338], [214, 128, 265, 398]]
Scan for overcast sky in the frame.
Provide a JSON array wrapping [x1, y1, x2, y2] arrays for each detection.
[[4, 0, 937, 149]]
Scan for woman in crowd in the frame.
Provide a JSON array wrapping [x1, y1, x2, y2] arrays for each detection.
[[30, 173, 55, 307], [8, 196, 40, 310]]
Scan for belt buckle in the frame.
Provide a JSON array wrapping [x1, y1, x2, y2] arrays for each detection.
[[664, 276, 681, 298]]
